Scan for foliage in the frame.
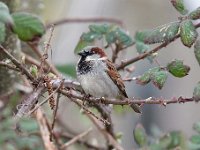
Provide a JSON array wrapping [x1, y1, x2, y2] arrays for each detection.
[[0, 2, 45, 43], [74, 24, 133, 53], [133, 122, 200, 150], [0, 108, 43, 150]]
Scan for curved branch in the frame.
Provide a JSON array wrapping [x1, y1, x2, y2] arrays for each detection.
[[46, 17, 124, 29]]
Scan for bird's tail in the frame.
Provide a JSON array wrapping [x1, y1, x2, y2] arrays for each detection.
[[130, 104, 141, 113]]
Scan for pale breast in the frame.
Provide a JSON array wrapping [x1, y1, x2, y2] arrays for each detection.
[[78, 71, 119, 98]]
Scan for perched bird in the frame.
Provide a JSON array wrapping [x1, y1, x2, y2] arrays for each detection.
[[76, 46, 141, 113]]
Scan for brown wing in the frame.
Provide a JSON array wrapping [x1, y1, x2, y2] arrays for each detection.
[[105, 60, 141, 113], [105, 60, 128, 98]]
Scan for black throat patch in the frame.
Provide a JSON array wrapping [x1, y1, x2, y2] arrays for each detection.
[[77, 57, 93, 75]]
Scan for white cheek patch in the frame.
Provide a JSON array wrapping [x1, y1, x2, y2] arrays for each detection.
[[85, 56, 107, 61]]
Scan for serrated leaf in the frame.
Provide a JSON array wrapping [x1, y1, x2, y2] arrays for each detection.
[[105, 27, 133, 47], [167, 60, 190, 77], [135, 22, 180, 44], [136, 67, 159, 86], [0, 22, 6, 44], [171, 0, 188, 15], [136, 71, 151, 85], [193, 82, 200, 102], [194, 39, 200, 66], [105, 31, 117, 45], [193, 122, 200, 133], [137, 67, 168, 89], [12, 12, 45, 41], [115, 28, 133, 46], [180, 19, 198, 47], [191, 135, 200, 144], [81, 31, 102, 42], [189, 7, 200, 20], [89, 24, 110, 34], [135, 41, 155, 63], [151, 70, 168, 89], [0, 2, 13, 25], [56, 64, 76, 77], [133, 124, 147, 147]]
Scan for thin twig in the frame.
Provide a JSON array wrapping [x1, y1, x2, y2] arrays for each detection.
[[59, 131, 105, 150], [27, 42, 60, 76], [39, 25, 54, 76], [0, 61, 20, 71], [46, 17, 123, 29], [60, 128, 92, 149], [0, 45, 35, 81], [28, 83, 62, 115], [50, 92, 61, 141], [87, 113, 124, 150], [35, 108, 58, 150], [15, 86, 45, 119], [69, 97, 110, 125]]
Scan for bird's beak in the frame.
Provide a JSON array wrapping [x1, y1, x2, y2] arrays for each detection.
[[78, 51, 85, 56]]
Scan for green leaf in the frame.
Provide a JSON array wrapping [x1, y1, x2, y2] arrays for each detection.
[[81, 31, 102, 42], [194, 39, 200, 66], [170, 0, 188, 15], [74, 31, 102, 54], [135, 22, 180, 44], [0, 22, 6, 44], [56, 64, 76, 77], [113, 105, 131, 113], [12, 12, 45, 41], [191, 135, 200, 144], [168, 131, 186, 149], [133, 124, 147, 147], [137, 67, 168, 89], [105, 27, 133, 47], [188, 141, 200, 150], [180, 19, 198, 47], [74, 39, 92, 54], [115, 28, 133, 47], [193, 82, 200, 102], [189, 7, 200, 20], [105, 30, 117, 45], [158, 134, 172, 149], [136, 71, 151, 85], [135, 41, 155, 63], [194, 122, 200, 133], [89, 24, 110, 34], [29, 65, 38, 78], [151, 70, 168, 89], [167, 60, 190, 77], [0, 2, 13, 25]]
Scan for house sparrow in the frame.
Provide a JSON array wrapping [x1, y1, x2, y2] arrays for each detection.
[[76, 46, 141, 113]]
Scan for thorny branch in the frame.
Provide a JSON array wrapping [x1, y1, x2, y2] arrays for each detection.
[[46, 17, 124, 29], [59, 87, 196, 106], [0, 45, 35, 81]]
